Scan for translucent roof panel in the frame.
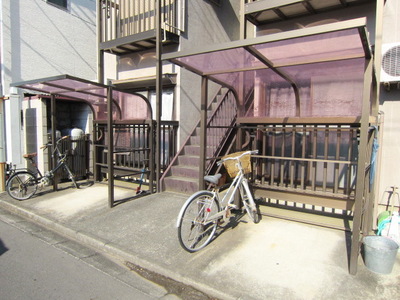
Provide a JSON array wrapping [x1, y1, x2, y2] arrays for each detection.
[[13, 75, 151, 121], [175, 47, 262, 75], [252, 28, 365, 67], [243, 58, 365, 118], [164, 18, 371, 119]]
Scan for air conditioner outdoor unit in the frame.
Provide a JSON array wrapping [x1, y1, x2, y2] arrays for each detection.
[[381, 43, 400, 83]]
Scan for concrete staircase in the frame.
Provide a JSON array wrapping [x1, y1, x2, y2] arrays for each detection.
[[161, 89, 237, 194]]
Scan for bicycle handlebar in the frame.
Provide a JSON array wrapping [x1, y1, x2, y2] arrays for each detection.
[[217, 150, 258, 166], [41, 136, 70, 151]]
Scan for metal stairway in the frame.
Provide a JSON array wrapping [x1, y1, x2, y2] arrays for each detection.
[[161, 88, 237, 194]]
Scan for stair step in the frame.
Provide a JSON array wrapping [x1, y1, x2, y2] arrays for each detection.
[[178, 155, 200, 167], [190, 135, 224, 147], [163, 177, 199, 194], [183, 145, 216, 157], [161, 88, 234, 194], [184, 145, 200, 156], [170, 165, 199, 178]]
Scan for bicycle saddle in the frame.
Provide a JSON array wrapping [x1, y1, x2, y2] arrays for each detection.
[[23, 152, 37, 159], [204, 173, 222, 185]]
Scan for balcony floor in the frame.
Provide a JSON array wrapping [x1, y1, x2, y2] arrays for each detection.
[[100, 30, 179, 55]]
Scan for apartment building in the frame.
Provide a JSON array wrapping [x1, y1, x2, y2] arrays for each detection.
[[1, 0, 399, 274]]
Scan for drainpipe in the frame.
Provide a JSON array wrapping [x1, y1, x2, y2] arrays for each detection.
[[373, 111, 384, 230], [97, 0, 104, 84], [0, 1, 6, 190], [0, 97, 5, 191]]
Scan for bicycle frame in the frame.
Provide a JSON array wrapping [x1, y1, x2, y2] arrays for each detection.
[[22, 137, 73, 184], [211, 176, 242, 220], [201, 165, 253, 225], [176, 150, 258, 252]]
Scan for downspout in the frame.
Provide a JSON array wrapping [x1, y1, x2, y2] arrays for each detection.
[[97, 0, 104, 84], [0, 0, 6, 173], [373, 0, 385, 225]]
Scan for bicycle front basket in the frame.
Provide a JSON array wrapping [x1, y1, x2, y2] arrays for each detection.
[[222, 151, 251, 178]]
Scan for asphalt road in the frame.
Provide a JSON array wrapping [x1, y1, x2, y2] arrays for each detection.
[[0, 209, 172, 300]]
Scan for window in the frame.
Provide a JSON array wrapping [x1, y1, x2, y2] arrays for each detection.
[[150, 90, 174, 121], [47, 0, 68, 9]]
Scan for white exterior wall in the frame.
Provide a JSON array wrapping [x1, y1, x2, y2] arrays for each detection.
[[22, 96, 48, 172], [2, 0, 96, 91], [377, 0, 400, 207], [0, 0, 96, 166]]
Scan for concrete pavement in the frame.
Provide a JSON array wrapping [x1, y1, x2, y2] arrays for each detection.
[[0, 181, 399, 300]]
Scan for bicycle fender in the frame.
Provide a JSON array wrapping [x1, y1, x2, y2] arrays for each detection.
[[176, 190, 214, 228]]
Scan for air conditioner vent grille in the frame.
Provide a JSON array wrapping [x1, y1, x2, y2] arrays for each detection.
[[382, 45, 400, 77]]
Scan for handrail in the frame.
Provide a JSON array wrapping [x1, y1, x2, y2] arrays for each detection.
[[204, 91, 238, 173]]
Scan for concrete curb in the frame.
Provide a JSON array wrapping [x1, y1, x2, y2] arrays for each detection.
[[0, 199, 233, 300]]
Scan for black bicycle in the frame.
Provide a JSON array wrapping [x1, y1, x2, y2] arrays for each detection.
[[6, 136, 79, 200]]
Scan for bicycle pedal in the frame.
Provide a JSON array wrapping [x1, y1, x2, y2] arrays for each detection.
[[227, 204, 238, 209]]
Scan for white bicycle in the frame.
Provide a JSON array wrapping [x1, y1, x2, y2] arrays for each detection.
[[176, 150, 259, 252]]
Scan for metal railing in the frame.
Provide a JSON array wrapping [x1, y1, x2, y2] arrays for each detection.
[[47, 135, 91, 180], [160, 88, 238, 189], [99, 0, 183, 43], [206, 90, 238, 172], [94, 120, 178, 180], [244, 124, 360, 200]]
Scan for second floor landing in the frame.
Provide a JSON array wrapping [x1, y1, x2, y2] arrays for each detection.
[[245, 0, 374, 26], [99, 0, 182, 55]]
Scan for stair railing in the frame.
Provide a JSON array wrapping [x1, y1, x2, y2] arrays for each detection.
[[205, 90, 237, 173], [160, 88, 238, 188]]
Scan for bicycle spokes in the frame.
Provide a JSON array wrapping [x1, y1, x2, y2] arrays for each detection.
[[177, 192, 219, 252]]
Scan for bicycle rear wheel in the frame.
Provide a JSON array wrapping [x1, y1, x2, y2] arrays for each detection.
[[240, 180, 259, 223], [177, 191, 220, 252], [63, 164, 79, 189], [6, 171, 38, 200]]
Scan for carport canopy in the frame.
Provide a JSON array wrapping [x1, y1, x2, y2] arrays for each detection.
[[13, 74, 154, 208], [163, 17, 372, 119], [13, 74, 152, 120], [162, 17, 376, 276]]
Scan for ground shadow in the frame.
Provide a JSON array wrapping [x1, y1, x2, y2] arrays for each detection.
[[210, 207, 263, 246], [112, 191, 150, 207], [0, 238, 9, 256]]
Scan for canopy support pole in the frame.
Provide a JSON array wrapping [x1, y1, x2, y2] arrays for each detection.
[[349, 58, 373, 275], [156, 0, 162, 192], [199, 76, 208, 190], [50, 94, 58, 192], [107, 84, 114, 208]]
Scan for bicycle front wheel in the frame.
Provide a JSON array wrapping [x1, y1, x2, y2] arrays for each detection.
[[240, 180, 259, 223], [6, 172, 38, 200], [177, 191, 220, 252]]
